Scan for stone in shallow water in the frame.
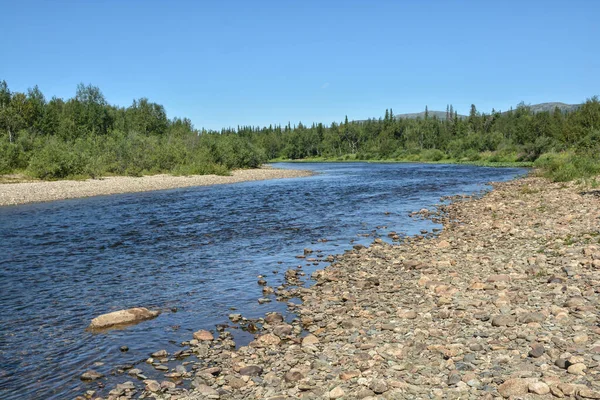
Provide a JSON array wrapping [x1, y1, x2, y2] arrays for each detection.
[[151, 349, 167, 358], [229, 313, 242, 322], [145, 380, 161, 392], [265, 312, 284, 324], [273, 324, 292, 337], [80, 370, 104, 381], [193, 330, 214, 341], [88, 307, 159, 329]]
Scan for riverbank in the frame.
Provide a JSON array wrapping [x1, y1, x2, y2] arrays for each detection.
[[83, 174, 600, 399], [271, 157, 534, 168], [0, 167, 313, 206]]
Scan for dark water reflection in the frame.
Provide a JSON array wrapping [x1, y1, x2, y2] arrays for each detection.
[[0, 162, 526, 399]]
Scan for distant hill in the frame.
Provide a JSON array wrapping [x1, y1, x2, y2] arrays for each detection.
[[393, 110, 466, 121], [355, 102, 582, 123], [511, 102, 581, 114], [355, 110, 465, 123]]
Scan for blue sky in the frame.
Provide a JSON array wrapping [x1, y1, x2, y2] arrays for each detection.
[[1, 0, 598, 130]]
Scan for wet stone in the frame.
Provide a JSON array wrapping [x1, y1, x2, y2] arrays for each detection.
[[80, 370, 104, 381]]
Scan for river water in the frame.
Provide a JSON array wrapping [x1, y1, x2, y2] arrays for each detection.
[[0, 162, 526, 399]]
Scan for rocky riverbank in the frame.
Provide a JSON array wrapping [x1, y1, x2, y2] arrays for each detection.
[[0, 167, 313, 206], [81, 175, 600, 400]]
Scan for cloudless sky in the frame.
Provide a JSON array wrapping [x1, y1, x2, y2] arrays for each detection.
[[1, 0, 598, 130]]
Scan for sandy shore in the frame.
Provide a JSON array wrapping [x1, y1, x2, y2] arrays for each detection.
[[0, 167, 313, 207], [82, 175, 600, 399]]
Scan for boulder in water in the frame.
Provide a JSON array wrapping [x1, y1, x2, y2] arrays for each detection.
[[88, 307, 159, 330]]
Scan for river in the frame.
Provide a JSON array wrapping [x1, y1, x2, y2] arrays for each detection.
[[0, 162, 526, 399]]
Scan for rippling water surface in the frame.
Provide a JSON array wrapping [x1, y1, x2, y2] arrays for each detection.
[[0, 162, 526, 399]]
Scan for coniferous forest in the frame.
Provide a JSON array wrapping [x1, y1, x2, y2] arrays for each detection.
[[1, 80, 599, 181]]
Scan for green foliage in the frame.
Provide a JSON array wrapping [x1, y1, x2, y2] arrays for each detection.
[[0, 131, 35, 173], [0, 139, 26, 173], [420, 149, 445, 161], [27, 137, 87, 179], [0, 79, 598, 182], [534, 152, 600, 182], [0, 81, 267, 180]]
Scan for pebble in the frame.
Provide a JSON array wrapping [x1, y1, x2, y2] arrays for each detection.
[[498, 378, 529, 397], [239, 365, 263, 376], [529, 343, 545, 358], [528, 381, 550, 395], [567, 362, 587, 375], [145, 380, 161, 392], [329, 386, 345, 399]]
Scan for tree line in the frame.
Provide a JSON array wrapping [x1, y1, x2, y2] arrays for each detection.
[[240, 99, 600, 164], [0, 81, 265, 178], [1, 80, 599, 181]]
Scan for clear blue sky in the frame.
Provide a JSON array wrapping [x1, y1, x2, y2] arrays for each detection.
[[1, 0, 598, 130]]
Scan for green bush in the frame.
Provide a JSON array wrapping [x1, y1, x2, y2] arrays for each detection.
[[534, 152, 600, 182], [517, 136, 558, 162], [461, 149, 481, 161], [0, 140, 23, 173], [420, 149, 445, 161], [27, 138, 87, 179]]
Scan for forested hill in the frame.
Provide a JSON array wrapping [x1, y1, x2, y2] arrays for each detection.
[[357, 102, 582, 123], [0, 79, 599, 181], [393, 110, 467, 121], [355, 109, 466, 122], [520, 102, 581, 114]]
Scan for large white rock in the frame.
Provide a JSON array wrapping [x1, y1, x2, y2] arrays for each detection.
[[88, 307, 159, 329]]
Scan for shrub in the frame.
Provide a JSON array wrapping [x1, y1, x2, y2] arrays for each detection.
[[420, 149, 445, 161], [27, 138, 86, 179], [534, 152, 600, 182]]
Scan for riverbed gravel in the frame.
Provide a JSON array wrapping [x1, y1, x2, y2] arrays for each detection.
[[0, 167, 313, 206], [80, 175, 600, 399]]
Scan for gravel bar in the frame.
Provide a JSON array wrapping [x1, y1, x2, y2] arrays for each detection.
[[0, 167, 313, 206]]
